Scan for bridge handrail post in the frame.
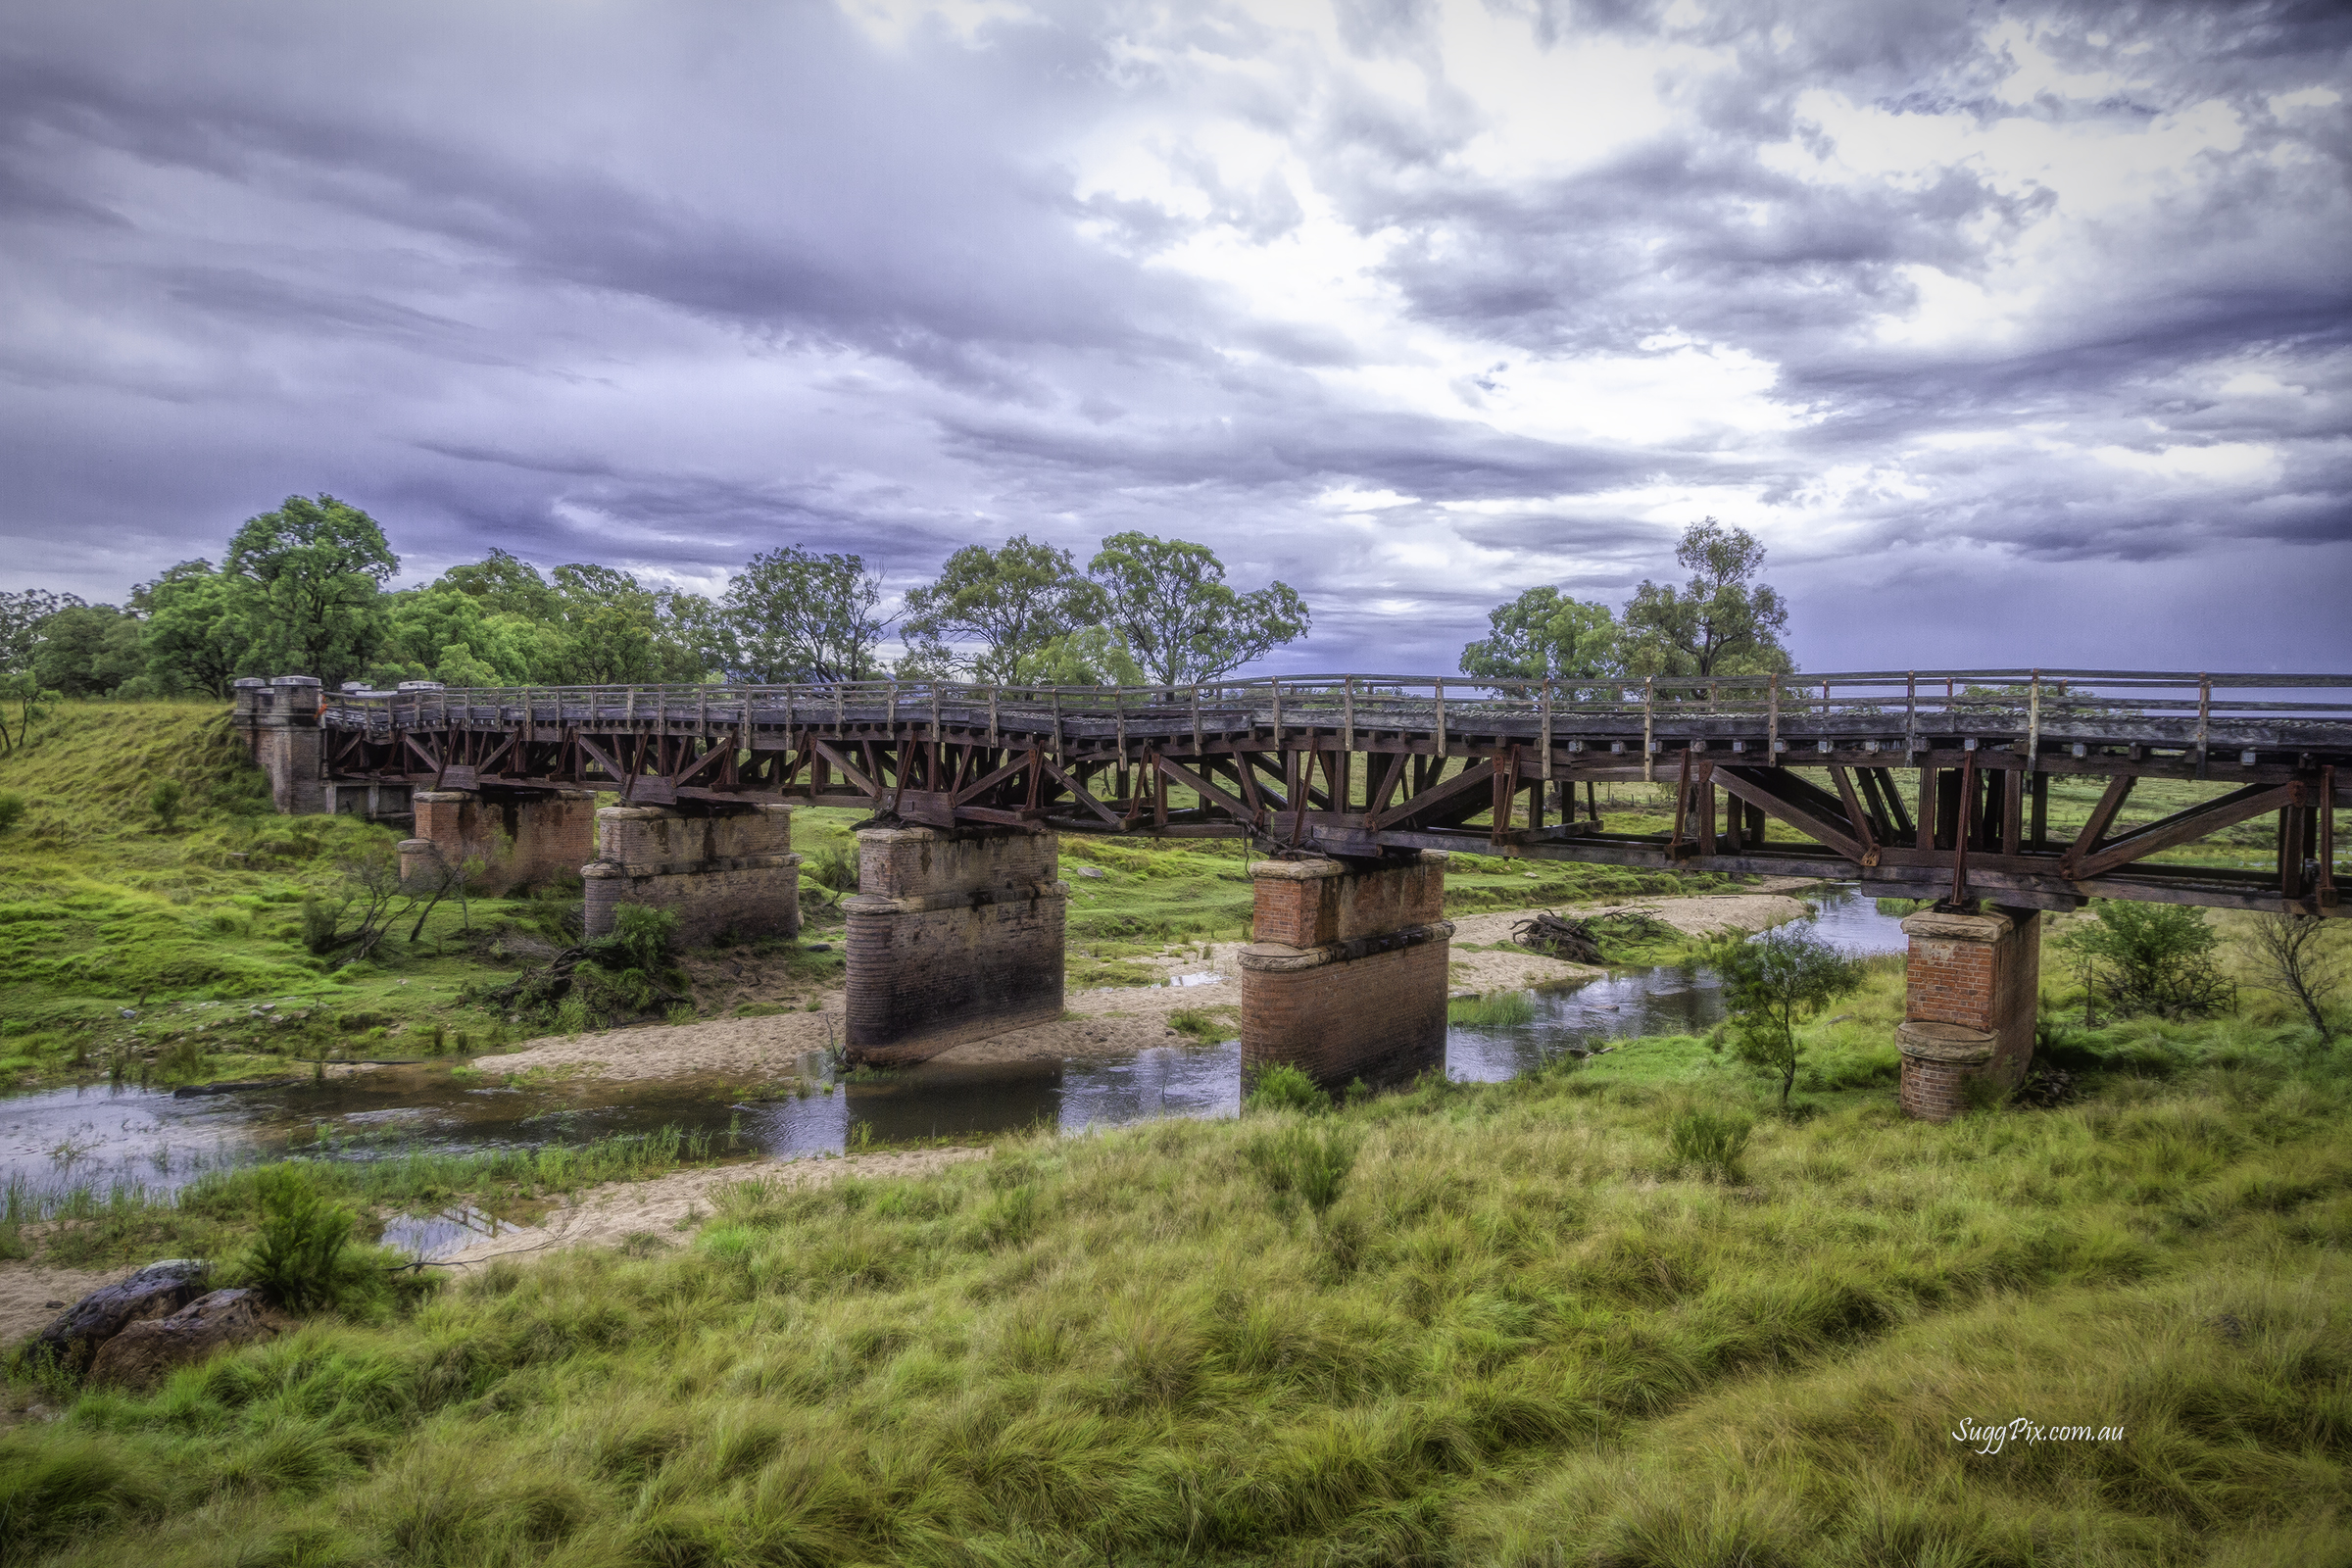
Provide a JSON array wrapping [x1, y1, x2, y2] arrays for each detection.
[[1343, 676, 1354, 753], [989, 688, 1000, 747], [1767, 675, 1779, 763], [2195, 674, 2211, 778], [1052, 690, 1063, 760], [1541, 681, 1553, 781], [1433, 678, 1444, 759], [1642, 677, 1654, 784], [1190, 684, 1202, 758], [1272, 679, 1283, 745], [2026, 671, 2041, 779]]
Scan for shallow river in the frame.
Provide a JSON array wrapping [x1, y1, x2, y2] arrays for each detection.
[[0, 887, 1909, 1214]]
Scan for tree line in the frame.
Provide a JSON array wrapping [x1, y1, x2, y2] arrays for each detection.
[[0, 496, 1315, 722], [1458, 518, 1793, 683], [0, 498, 1791, 738]]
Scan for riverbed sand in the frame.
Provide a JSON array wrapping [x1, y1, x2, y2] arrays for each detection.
[[0, 1265, 143, 1356], [479, 885, 1826, 1080], [436, 1146, 991, 1268]]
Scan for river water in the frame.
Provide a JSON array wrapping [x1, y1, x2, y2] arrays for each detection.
[[0, 888, 1910, 1216]]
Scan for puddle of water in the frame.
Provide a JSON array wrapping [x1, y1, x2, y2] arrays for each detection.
[[0, 887, 1906, 1215]]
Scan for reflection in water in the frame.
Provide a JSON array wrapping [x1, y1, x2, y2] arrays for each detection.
[[0, 887, 1905, 1202]]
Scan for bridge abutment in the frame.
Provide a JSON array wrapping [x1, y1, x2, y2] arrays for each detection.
[[1896, 906, 2041, 1120], [397, 789, 597, 894], [1240, 854, 1453, 1091], [583, 804, 800, 947], [843, 827, 1067, 1066], [231, 676, 324, 815]]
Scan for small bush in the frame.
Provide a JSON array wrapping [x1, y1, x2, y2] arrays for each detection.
[[1242, 1124, 1358, 1214], [0, 791, 24, 835], [1166, 1006, 1234, 1044], [1667, 1107, 1752, 1181], [1245, 1063, 1327, 1114], [238, 1167, 358, 1311], [2055, 902, 2231, 1020], [146, 777, 185, 831], [806, 841, 859, 894]]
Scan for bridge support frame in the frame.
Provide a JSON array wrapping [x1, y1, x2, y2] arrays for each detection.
[[1896, 906, 2041, 1121], [1240, 853, 1453, 1091], [583, 803, 800, 947], [398, 789, 598, 895], [843, 826, 1067, 1065]]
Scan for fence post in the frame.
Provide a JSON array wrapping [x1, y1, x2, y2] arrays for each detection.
[[1642, 677, 1654, 784]]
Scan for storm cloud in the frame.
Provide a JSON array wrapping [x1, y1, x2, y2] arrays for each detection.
[[3, 0, 2346, 672]]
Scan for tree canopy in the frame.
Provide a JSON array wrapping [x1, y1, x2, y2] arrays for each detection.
[[901, 536, 1105, 684], [1458, 587, 1619, 685], [220, 494, 400, 688], [1087, 532, 1309, 686], [716, 547, 891, 684], [1618, 517, 1792, 678]]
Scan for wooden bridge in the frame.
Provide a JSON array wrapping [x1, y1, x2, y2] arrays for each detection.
[[235, 667, 2345, 1116], [292, 668, 2345, 915]]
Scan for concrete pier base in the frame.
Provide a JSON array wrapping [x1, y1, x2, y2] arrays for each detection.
[[1897, 906, 2042, 1121], [582, 804, 800, 947], [231, 676, 324, 814], [843, 827, 1067, 1066], [1239, 853, 1452, 1091]]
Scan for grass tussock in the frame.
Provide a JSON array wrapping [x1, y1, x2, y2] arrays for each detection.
[[0, 1029, 2344, 1565], [1449, 991, 1539, 1028]]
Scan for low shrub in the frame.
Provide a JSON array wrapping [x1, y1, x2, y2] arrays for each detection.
[[1245, 1063, 1327, 1114], [1242, 1123, 1358, 1214], [237, 1167, 359, 1311], [1667, 1107, 1752, 1181]]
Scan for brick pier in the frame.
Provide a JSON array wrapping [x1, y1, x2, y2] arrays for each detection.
[[1239, 853, 1453, 1090], [397, 789, 598, 894], [843, 827, 1068, 1066], [1896, 906, 2042, 1120], [582, 804, 801, 947]]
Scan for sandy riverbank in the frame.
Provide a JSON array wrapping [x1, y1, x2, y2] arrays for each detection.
[[436, 1146, 991, 1267], [479, 885, 1824, 1081]]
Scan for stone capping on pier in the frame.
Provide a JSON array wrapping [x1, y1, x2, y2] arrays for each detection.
[[582, 803, 801, 948]]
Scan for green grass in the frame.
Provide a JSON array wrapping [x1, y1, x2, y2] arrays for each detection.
[[1448, 991, 1538, 1028], [0, 1015, 2345, 1564]]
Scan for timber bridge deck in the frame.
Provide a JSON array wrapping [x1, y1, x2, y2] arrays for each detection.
[[295, 669, 2349, 916]]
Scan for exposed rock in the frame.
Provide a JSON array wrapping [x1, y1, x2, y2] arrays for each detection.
[[35, 1260, 210, 1373], [86, 1290, 277, 1390]]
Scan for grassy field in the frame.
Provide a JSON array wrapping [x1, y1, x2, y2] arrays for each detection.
[[0, 1003, 2343, 1565]]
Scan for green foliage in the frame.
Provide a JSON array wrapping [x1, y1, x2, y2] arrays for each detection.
[[1448, 991, 1537, 1027], [1165, 1005, 1235, 1044], [237, 1167, 358, 1310], [221, 494, 400, 688], [1619, 517, 1794, 678], [901, 535, 1106, 683], [805, 840, 859, 894], [1244, 1062, 1328, 1114], [1087, 531, 1310, 684], [715, 545, 890, 682], [1719, 927, 1863, 1108], [28, 604, 144, 697], [1241, 1122, 1358, 1214], [132, 562, 247, 698], [1458, 586, 1619, 684], [0, 791, 22, 835], [1029, 624, 1146, 686], [2056, 902, 2232, 1020], [145, 776, 184, 831], [1667, 1106, 1752, 1181], [596, 905, 677, 976]]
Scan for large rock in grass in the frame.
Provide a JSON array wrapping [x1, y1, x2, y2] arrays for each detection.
[[87, 1289, 276, 1390], [35, 1259, 210, 1373]]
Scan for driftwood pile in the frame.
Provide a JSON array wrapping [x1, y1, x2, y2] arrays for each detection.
[[1509, 908, 1680, 966]]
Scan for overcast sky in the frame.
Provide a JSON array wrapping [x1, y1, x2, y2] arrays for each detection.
[[4, 0, 2347, 674]]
